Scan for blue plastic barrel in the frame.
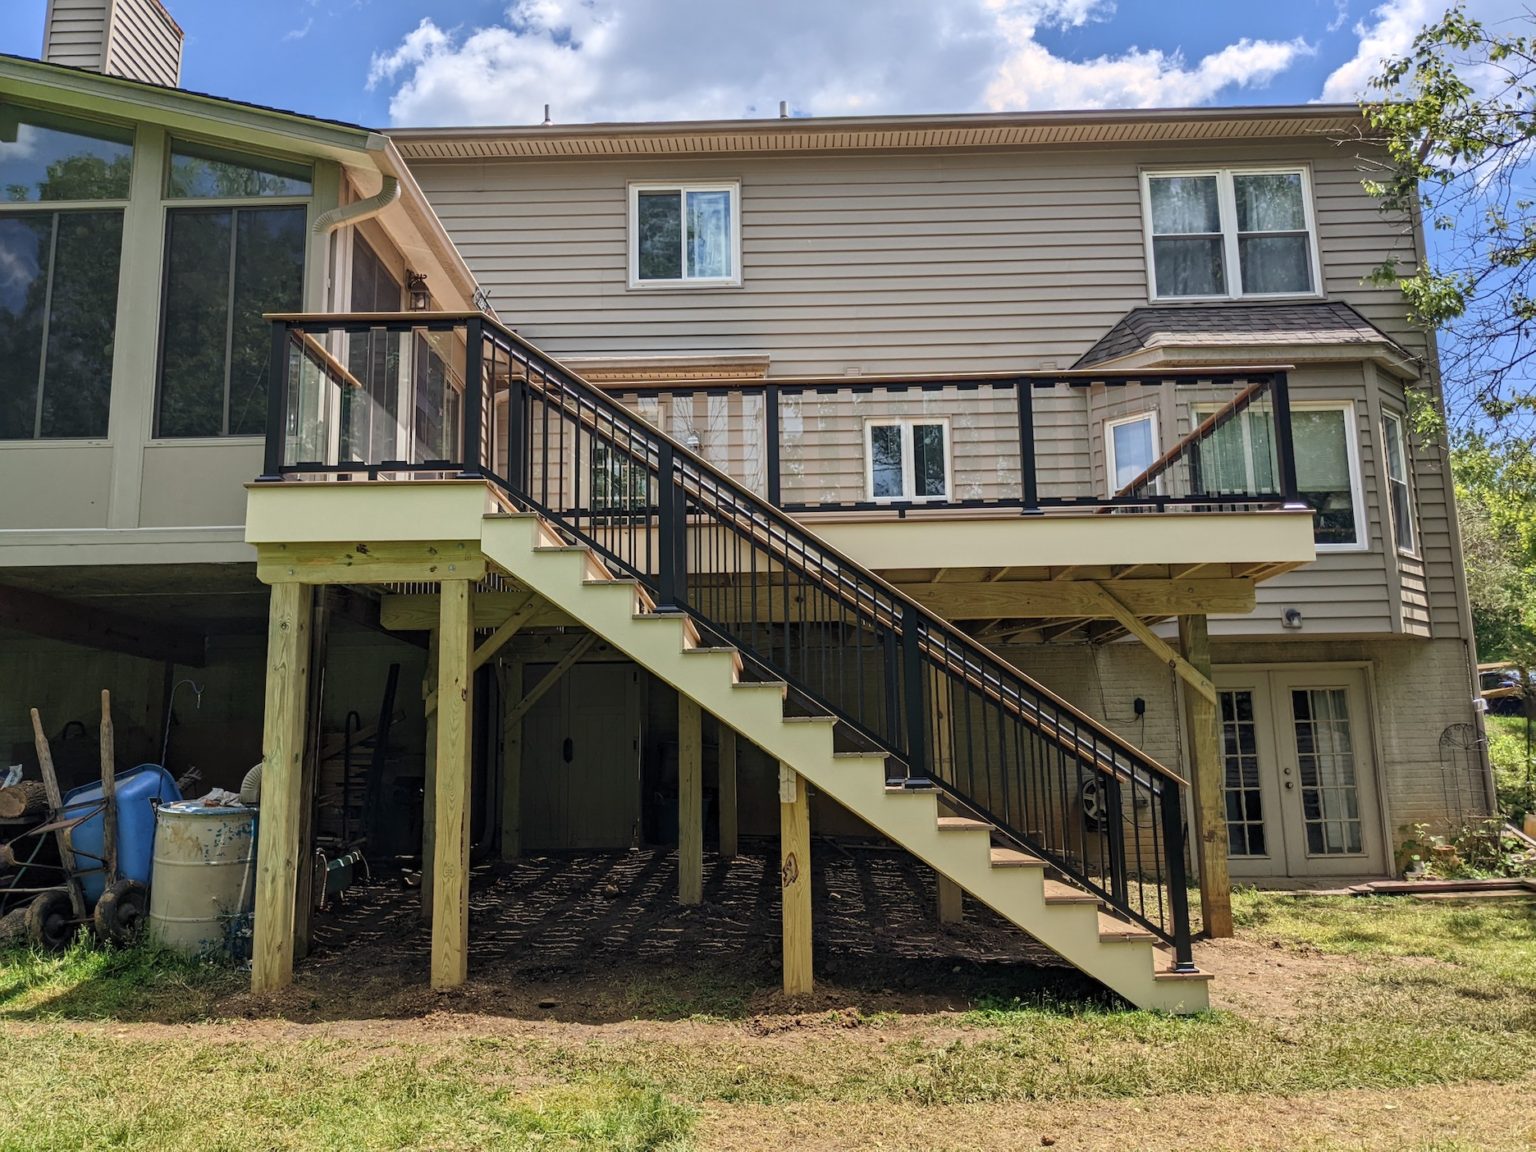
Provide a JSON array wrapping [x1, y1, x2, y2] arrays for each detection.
[[62, 764, 182, 905]]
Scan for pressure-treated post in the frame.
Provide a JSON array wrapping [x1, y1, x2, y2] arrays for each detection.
[[678, 695, 703, 904], [718, 725, 738, 859], [252, 582, 313, 994], [420, 626, 439, 923], [1177, 613, 1233, 938], [432, 581, 475, 989], [779, 763, 813, 996]]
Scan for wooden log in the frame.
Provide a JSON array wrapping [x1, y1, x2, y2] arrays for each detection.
[[0, 781, 49, 821], [99, 690, 117, 887], [31, 708, 86, 919]]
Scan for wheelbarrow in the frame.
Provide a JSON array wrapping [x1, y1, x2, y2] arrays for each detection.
[[0, 692, 175, 950]]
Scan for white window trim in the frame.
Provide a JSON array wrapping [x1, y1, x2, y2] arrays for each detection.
[[1381, 408, 1419, 557], [864, 417, 952, 503], [627, 180, 743, 290], [1140, 166, 1323, 303], [1103, 410, 1160, 497], [1294, 400, 1368, 553]]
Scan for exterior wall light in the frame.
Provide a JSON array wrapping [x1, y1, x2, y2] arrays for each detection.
[[406, 270, 431, 311]]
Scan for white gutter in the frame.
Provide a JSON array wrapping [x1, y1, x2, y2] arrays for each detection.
[[312, 175, 400, 234]]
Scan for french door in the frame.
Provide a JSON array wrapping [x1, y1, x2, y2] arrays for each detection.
[[1214, 668, 1386, 878]]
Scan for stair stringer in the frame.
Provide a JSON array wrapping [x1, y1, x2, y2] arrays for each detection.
[[482, 514, 1209, 1013]]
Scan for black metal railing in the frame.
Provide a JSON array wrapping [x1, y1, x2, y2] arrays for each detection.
[[603, 371, 1298, 515], [261, 312, 1224, 966]]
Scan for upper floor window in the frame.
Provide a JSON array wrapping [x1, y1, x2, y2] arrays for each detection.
[[1293, 404, 1364, 549], [1105, 412, 1158, 495], [0, 107, 133, 202], [1382, 410, 1417, 554], [166, 141, 313, 199], [867, 418, 949, 502], [629, 182, 739, 287], [1143, 168, 1318, 300]]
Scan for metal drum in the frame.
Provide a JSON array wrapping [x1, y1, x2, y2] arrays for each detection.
[[148, 801, 257, 957]]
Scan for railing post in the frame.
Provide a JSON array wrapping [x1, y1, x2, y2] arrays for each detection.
[[1016, 378, 1040, 513], [901, 602, 929, 787], [506, 360, 525, 491], [258, 320, 291, 482], [765, 384, 782, 505], [1104, 771, 1127, 906], [656, 442, 687, 612], [458, 316, 484, 478], [1270, 371, 1299, 503], [1160, 782, 1197, 972]]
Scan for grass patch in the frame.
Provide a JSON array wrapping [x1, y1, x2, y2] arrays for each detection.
[[0, 934, 240, 1022]]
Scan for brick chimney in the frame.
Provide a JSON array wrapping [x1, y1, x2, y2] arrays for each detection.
[[42, 0, 184, 88]]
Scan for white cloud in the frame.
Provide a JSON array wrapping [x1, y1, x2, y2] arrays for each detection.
[[367, 0, 1315, 126], [1320, 0, 1531, 103], [283, 16, 314, 41]]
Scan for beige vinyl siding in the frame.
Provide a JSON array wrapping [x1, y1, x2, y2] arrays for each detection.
[[411, 138, 1424, 375], [41, 0, 109, 71], [103, 0, 181, 87], [1400, 555, 1432, 635]]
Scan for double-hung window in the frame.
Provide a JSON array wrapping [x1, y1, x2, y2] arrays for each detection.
[[0, 107, 132, 440], [1381, 410, 1417, 554], [629, 182, 739, 287], [1143, 168, 1319, 300], [1105, 412, 1159, 496], [156, 141, 311, 438], [1293, 405, 1365, 549], [866, 419, 949, 502]]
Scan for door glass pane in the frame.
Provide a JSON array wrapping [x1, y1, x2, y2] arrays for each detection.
[[636, 191, 682, 281], [912, 423, 946, 497], [1292, 408, 1356, 545], [870, 423, 903, 498], [1110, 415, 1155, 491], [1291, 688, 1364, 855], [1152, 236, 1225, 297], [0, 109, 133, 201], [228, 206, 305, 435], [1220, 690, 1266, 856], [685, 190, 732, 279]]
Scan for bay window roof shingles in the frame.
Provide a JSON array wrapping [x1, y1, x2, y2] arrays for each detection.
[[1073, 302, 1411, 369]]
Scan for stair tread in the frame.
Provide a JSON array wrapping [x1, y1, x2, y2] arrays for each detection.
[[989, 847, 1046, 868], [1153, 967, 1214, 982], [1041, 878, 1100, 905], [782, 714, 837, 725], [936, 816, 991, 833], [1097, 912, 1157, 942]]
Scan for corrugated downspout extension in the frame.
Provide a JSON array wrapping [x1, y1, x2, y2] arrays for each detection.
[[313, 175, 400, 234]]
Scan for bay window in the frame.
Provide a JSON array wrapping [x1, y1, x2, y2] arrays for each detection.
[[1292, 405, 1364, 548], [1382, 410, 1417, 554], [1144, 168, 1318, 300], [1105, 412, 1159, 495]]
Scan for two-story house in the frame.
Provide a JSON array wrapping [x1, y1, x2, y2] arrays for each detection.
[[0, 0, 1490, 1013]]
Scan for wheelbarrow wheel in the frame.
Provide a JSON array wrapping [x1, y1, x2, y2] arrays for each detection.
[[94, 879, 148, 946], [26, 890, 74, 951]]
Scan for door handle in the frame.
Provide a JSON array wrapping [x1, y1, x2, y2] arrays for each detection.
[[562, 736, 574, 763]]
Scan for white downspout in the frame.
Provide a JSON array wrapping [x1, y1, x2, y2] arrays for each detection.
[[313, 175, 401, 236]]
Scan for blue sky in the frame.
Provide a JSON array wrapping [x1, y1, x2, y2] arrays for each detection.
[[0, 0, 1511, 127]]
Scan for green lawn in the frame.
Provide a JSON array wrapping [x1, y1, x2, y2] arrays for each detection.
[[0, 891, 1533, 1150]]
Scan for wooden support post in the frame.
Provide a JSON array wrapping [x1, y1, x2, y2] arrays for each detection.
[[678, 695, 703, 905], [432, 581, 474, 990], [498, 658, 523, 860], [294, 589, 331, 959], [252, 582, 313, 994], [937, 875, 964, 925], [779, 763, 813, 996], [718, 726, 738, 860], [99, 691, 117, 888], [420, 627, 439, 923], [1177, 613, 1233, 939]]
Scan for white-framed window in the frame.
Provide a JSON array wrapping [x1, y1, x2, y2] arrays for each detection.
[[628, 181, 740, 288], [1141, 167, 1320, 301], [1381, 409, 1417, 555], [1105, 411, 1159, 496], [1292, 403, 1366, 550], [865, 418, 950, 502]]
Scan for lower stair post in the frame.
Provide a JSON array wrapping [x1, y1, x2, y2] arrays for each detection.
[[432, 581, 474, 989], [779, 763, 813, 996], [679, 696, 703, 904]]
